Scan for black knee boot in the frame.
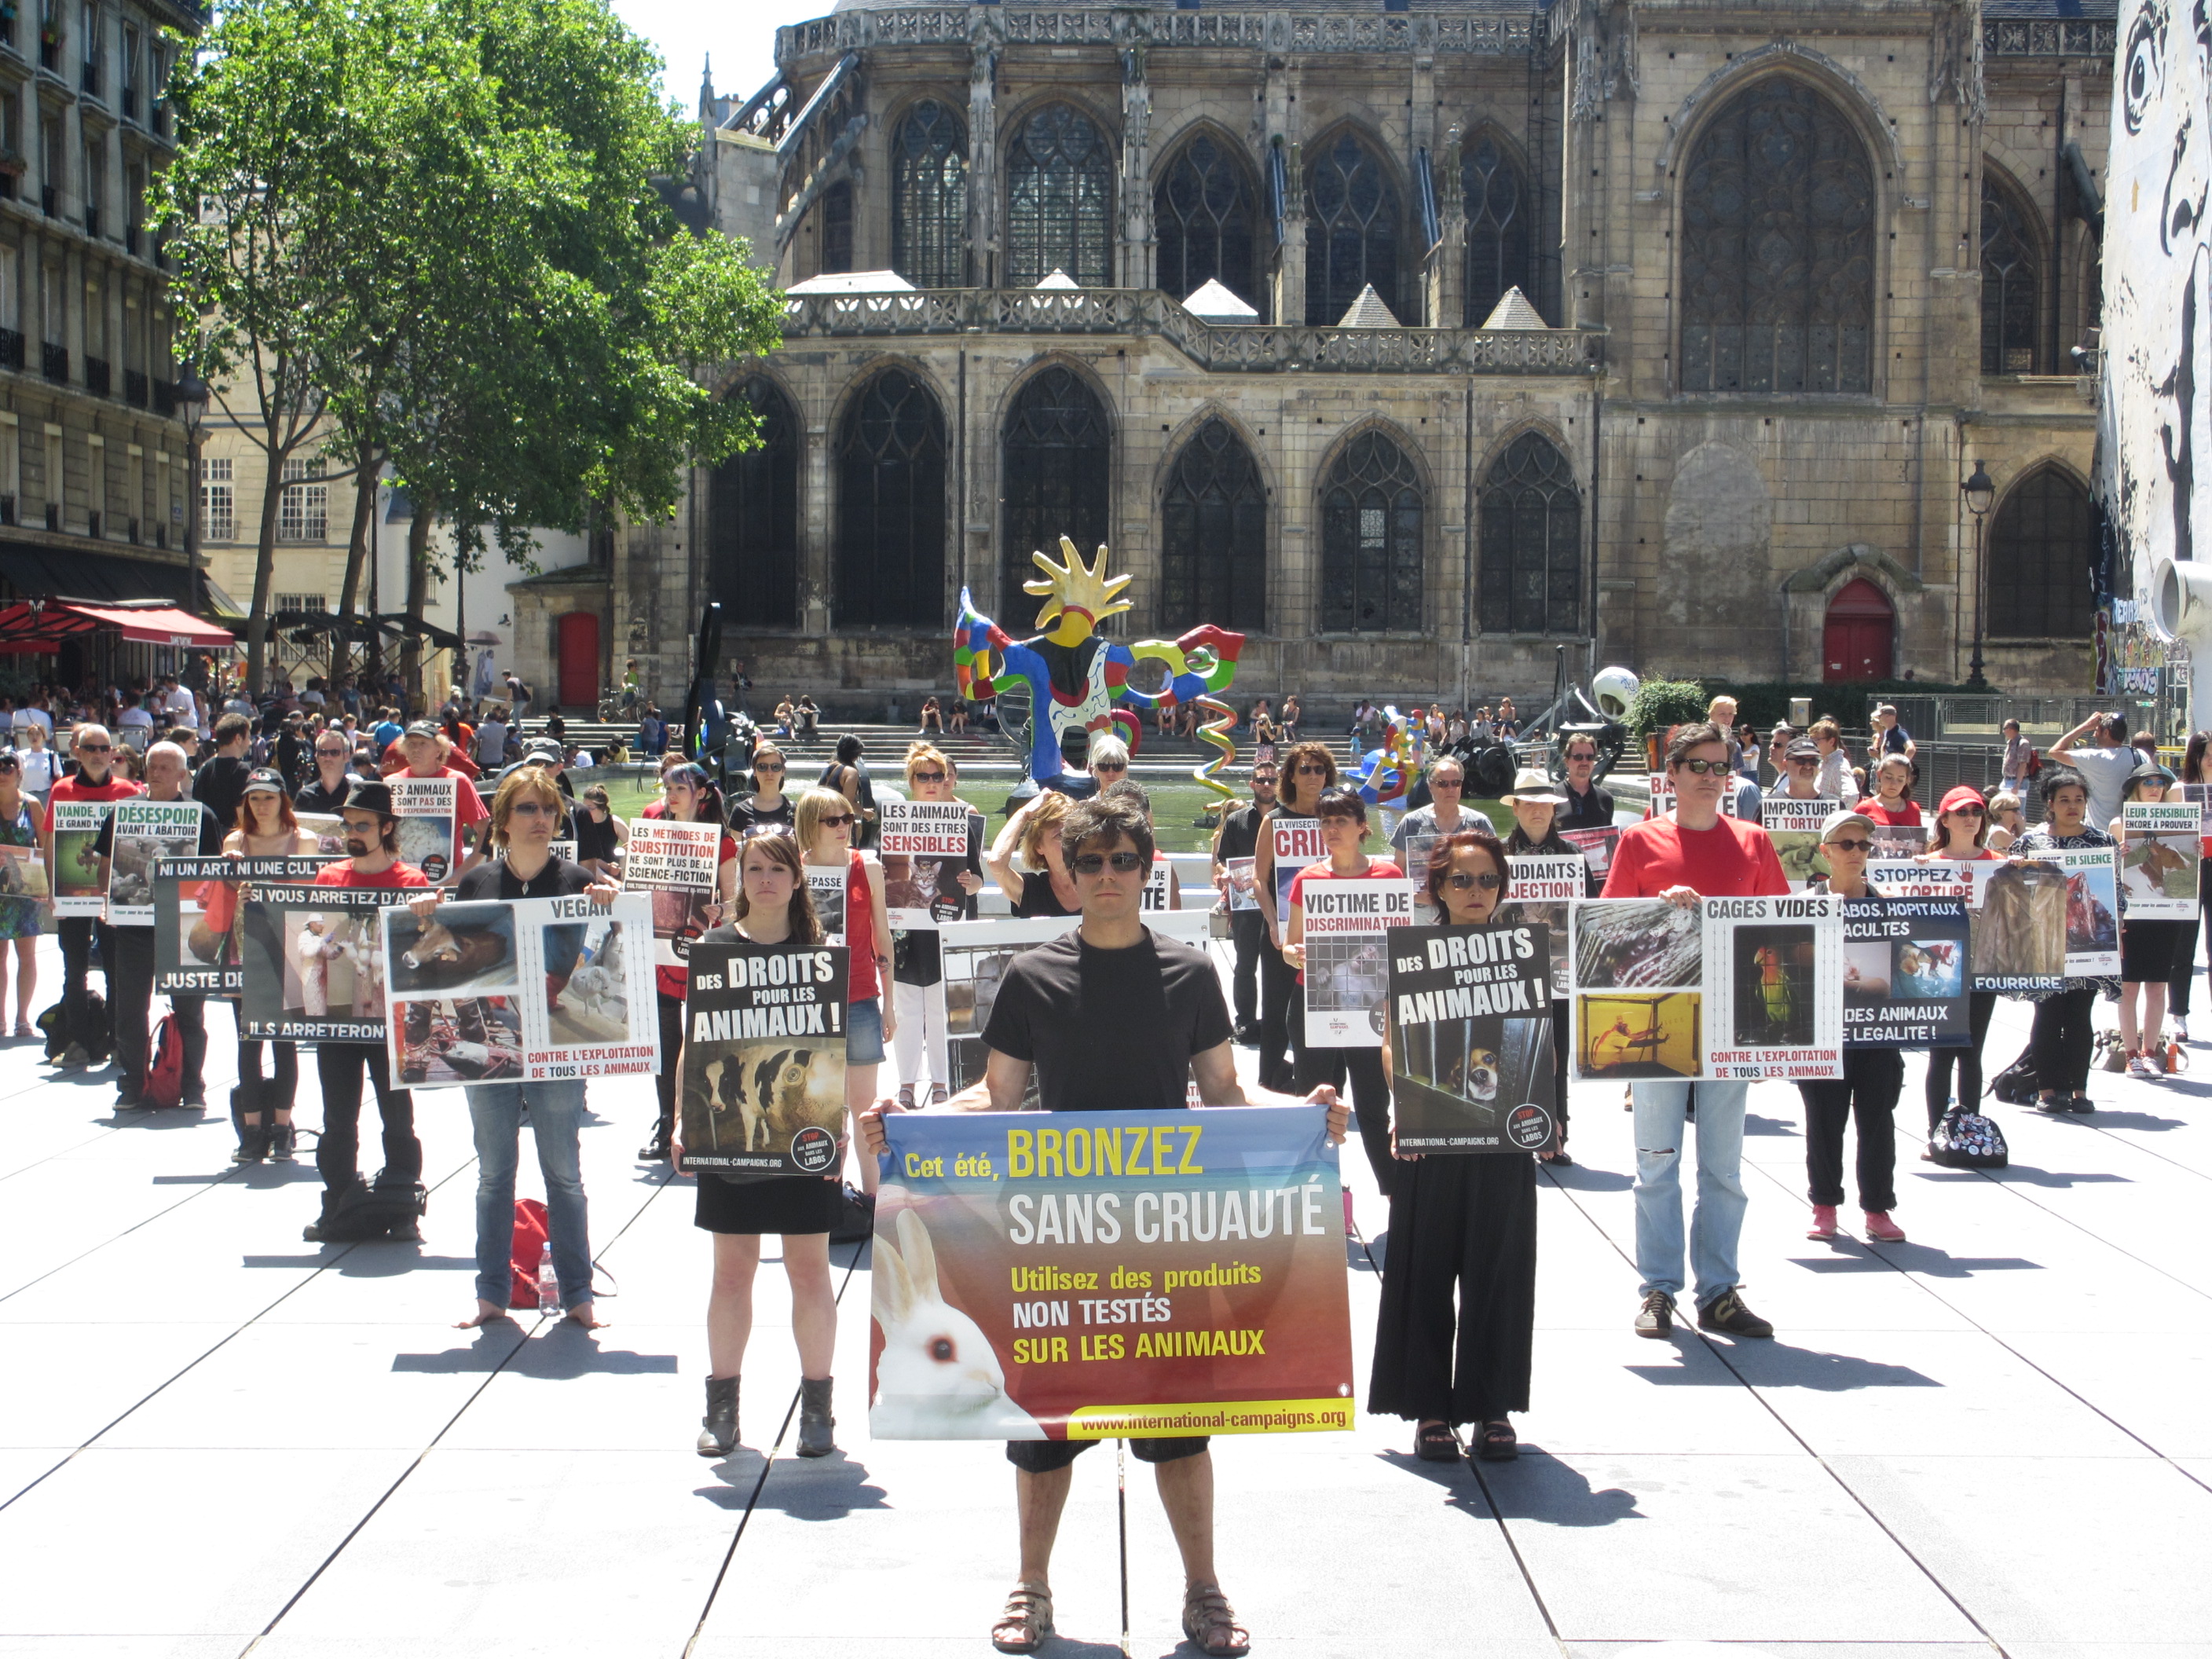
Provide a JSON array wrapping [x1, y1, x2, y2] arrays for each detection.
[[797, 1376, 836, 1458], [230, 1082, 269, 1164]]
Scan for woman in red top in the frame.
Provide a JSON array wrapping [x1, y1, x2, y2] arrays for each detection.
[[1917, 786, 2003, 1142], [797, 787, 895, 1196], [639, 764, 738, 1162], [1284, 788, 1404, 1199]]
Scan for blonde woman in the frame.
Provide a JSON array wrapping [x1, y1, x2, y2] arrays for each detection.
[[889, 744, 984, 1107], [986, 789, 1079, 917], [1986, 790, 2024, 853], [797, 786, 895, 1195]]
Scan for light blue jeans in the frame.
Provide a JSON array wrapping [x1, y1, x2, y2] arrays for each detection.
[[1632, 1079, 1749, 1307], [467, 1079, 591, 1313]]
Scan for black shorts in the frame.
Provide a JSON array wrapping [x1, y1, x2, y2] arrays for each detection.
[[2121, 918, 2186, 983], [1005, 1435, 1210, 1474]]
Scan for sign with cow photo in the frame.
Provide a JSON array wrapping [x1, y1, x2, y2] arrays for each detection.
[[2120, 802, 2201, 920], [1387, 922, 1558, 1153], [679, 939, 851, 1177], [104, 800, 209, 927], [379, 894, 658, 1087]]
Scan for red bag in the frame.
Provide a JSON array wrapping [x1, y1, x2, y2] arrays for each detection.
[[2025, 747, 2044, 778], [508, 1198, 551, 1309], [142, 1015, 185, 1109]]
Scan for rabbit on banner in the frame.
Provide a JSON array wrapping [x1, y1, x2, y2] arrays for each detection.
[[871, 1202, 1046, 1441]]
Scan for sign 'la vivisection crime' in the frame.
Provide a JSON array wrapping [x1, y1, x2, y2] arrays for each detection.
[[871, 1108, 1354, 1442]]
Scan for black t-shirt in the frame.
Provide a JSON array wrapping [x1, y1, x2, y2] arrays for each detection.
[[728, 793, 795, 838], [981, 928, 1232, 1113], [454, 854, 591, 903], [294, 771, 365, 814], [93, 798, 227, 928], [1015, 870, 1077, 919], [573, 810, 619, 865], [192, 753, 252, 832], [1557, 781, 1615, 831], [1215, 800, 1266, 865]]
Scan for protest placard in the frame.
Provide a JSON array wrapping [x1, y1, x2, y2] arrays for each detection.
[[389, 776, 460, 882], [239, 883, 394, 1041], [1298, 877, 1415, 1046], [1557, 824, 1617, 890], [870, 1107, 1355, 1441], [624, 818, 724, 969], [1141, 855, 1177, 912], [1701, 893, 1844, 1079], [1568, 898, 1707, 1079], [1223, 857, 1258, 912], [1645, 771, 1672, 819], [155, 855, 333, 994], [2120, 802, 2200, 919], [1866, 821, 1929, 857], [380, 893, 657, 1086], [296, 812, 347, 856], [1840, 896, 1970, 1048], [1387, 923, 1557, 1152], [0, 841, 46, 904], [881, 801, 982, 928], [806, 864, 849, 944], [2048, 846, 2122, 977], [1762, 797, 1833, 889], [678, 939, 849, 1177], [1869, 859, 2065, 994], [1268, 818, 1327, 925], [105, 800, 208, 926], [49, 799, 114, 917]]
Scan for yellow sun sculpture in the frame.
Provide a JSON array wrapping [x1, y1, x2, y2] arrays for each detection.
[[1023, 537, 1134, 645]]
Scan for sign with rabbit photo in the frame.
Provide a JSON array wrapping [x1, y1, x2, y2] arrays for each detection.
[[870, 1107, 1356, 1442], [679, 939, 851, 1178]]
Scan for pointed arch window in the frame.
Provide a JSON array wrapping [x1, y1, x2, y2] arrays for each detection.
[[892, 99, 967, 288], [709, 379, 800, 629], [1320, 431, 1423, 632], [1001, 366, 1111, 613], [836, 369, 947, 629], [1306, 131, 1400, 326], [1155, 131, 1258, 309], [1987, 467, 2095, 639], [1478, 432, 1581, 635], [1006, 104, 1113, 287], [1463, 134, 1534, 326], [1162, 418, 1266, 631], [1679, 77, 1875, 394], [1981, 171, 2042, 374]]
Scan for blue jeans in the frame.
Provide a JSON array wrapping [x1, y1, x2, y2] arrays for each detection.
[[1631, 1079, 1749, 1306], [467, 1079, 591, 1312]]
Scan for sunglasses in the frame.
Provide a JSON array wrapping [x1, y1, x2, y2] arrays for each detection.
[[1446, 871, 1504, 890], [78, 742, 111, 753], [1092, 761, 1128, 775], [1791, 756, 1819, 766], [1295, 764, 1331, 776], [317, 746, 348, 756], [1431, 776, 1463, 788], [817, 813, 855, 829], [753, 760, 785, 771], [508, 801, 557, 819], [1673, 758, 1729, 776], [1824, 838, 1874, 854], [1071, 850, 1146, 875], [1949, 804, 1987, 816], [910, 771, 947, 784]]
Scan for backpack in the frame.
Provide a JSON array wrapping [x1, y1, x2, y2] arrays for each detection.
[[1988, 1044, 2040, 1106], [141, 1015, 185, 1109], [508, 1197, 551, 1309], [2025, 746, 2044, 779], [38, 992, 112, 1061], [1930, 1106, 2009, 1169]]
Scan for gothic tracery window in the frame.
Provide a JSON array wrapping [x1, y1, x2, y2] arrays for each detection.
[[1001, 366, 1112, 613], [1306, 130, 1400, 326], [1478, 432, 1581, 635], [1987, 466, 2095, 639], [892, 99, 967, 288], [1161, 418, 1266, 631], [1981, 170, 2042, 375], [1462, 134, 1534, 326], [1679, 78, 1875, 394], [709, 379, 800, 629], [1006, 103, 1113, 287], [1155, 131, 1258, 309], [1320, 431, 1423, 633], [837, 369, 947, 629]]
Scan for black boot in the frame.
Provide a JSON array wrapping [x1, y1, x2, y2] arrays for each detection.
[[697, 1375, 739, 1457], [230, 1085, 269, 1164], [639, 1111, 672, 1163], [267, 1118, 296, 1162], [797, 1376, 836, 1458]]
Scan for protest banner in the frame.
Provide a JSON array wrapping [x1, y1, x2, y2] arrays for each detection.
[[105, 800, 208, 926], [1268, 818, 1327, 925], [49, 799, 114, 917], [1840, 896, 1971, 1048], [1569, 899, 1707, 1079], [389, 776, 460, 882], [1223, 857, 1258, 912], [1558, 824, 1617, 890], [2120, 802, 2200, 919], [624, 818, 724, 969], [881, 801, 982, 928], [1645, 771, 1672, 819], [382, 894, 657, 1086], [806, 864, 849, 944], [297, 812, 348, 856], [1298, 876, 1415, 1046], [1504, 854, 1584, 902], [1387, 923, 1557, 1152], [870, 1107, 1355, 1441], [155, 855, 333, 994], [1866, 821, 1929, 858], [238, 883, 394, 1041], [0, 840, 46, 905], [1140, 855, 1179, 912], [1870, 858, 2065, 994], [2048, 846, 2122, 977], [1762, 797, 1833, 889], [1701, 893, 1844, 1079], [678, 939, 849, 1177]]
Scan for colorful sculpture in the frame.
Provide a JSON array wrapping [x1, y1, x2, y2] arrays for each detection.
[[954, 538, 1245, 801], [1346, 705, 1426, 808]]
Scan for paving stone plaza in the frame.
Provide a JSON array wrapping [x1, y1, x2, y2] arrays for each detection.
[[0, 925, 2204, 1659]]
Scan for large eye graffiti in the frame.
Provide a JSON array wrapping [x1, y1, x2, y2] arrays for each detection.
[[2126, 0, 2168, 134]]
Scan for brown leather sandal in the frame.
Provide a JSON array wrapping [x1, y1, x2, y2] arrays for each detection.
[[1183, 1582, 1251, 1657], [990, 1582, 1053, 1654]]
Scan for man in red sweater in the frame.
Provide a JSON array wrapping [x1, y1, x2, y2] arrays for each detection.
[[1602, 722, 1789, 1341]]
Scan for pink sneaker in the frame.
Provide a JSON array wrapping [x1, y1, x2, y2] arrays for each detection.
[[1806, 1203, 1839, 1240], [1862, 1210, 1906, 1243]]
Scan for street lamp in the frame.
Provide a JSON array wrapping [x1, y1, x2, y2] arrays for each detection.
[[1962, 459, 1995, 690]]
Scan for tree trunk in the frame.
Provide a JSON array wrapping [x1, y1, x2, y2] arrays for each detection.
[[401, 503, 432, 713], [245, 458, 288, 694], [329, 440, 382, 689]]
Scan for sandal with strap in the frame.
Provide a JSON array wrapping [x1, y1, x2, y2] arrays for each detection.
[[1182, 1583, 1251, 1657], [1475, 1419, 1519, 1462], [990, 1582, 1053, 1654], [1415, 1419, 1459, 1462]]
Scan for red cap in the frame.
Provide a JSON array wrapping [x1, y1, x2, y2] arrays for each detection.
[[1938, 786, 1987, 815]]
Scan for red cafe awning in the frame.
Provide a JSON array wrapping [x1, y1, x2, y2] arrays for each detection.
[[0, 601, 235, 652]]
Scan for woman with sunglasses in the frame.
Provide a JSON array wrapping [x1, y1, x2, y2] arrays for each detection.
[[1802, 810, 1908, 1242], [1986, 790, 2024, 853], [639, 764, 738, 1163], [1282, 789, 1404, 1196], [2011, 766, 2117, 1114], [1917, 787, 2004, 1144], [1253, 740, 1339, 1093], [2164, 731, 2212, 1045], [797, 786, 895, 1196], [216, 770, 320, 1160], [888, 745, 983, 1108], [1371, 828, 1536, 1465], [727, 742, 794, 839], [2110, 763, 2186, 1076], [0, 750, 45, 1036], [987, 790, 1080, 918]]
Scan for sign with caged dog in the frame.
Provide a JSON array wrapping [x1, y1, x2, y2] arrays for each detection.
[[679, 939, 851, 1178]]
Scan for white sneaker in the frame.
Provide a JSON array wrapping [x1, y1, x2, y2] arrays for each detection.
[[2174, 1016, 2190, 1043], [2127, 1053, 2158, 1079]]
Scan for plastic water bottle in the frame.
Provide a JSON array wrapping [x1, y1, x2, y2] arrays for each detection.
[[537, 1243, 558, 1314]]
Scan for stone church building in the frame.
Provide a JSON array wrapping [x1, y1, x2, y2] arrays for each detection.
[[562, 0, 2114, 712]]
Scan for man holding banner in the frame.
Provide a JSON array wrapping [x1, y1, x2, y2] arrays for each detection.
[[862, 794, 1349, 1659]]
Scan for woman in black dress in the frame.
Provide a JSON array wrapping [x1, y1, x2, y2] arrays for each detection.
[[1371, 828, 1538, 1465], [679, 833, 844, 1462]]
